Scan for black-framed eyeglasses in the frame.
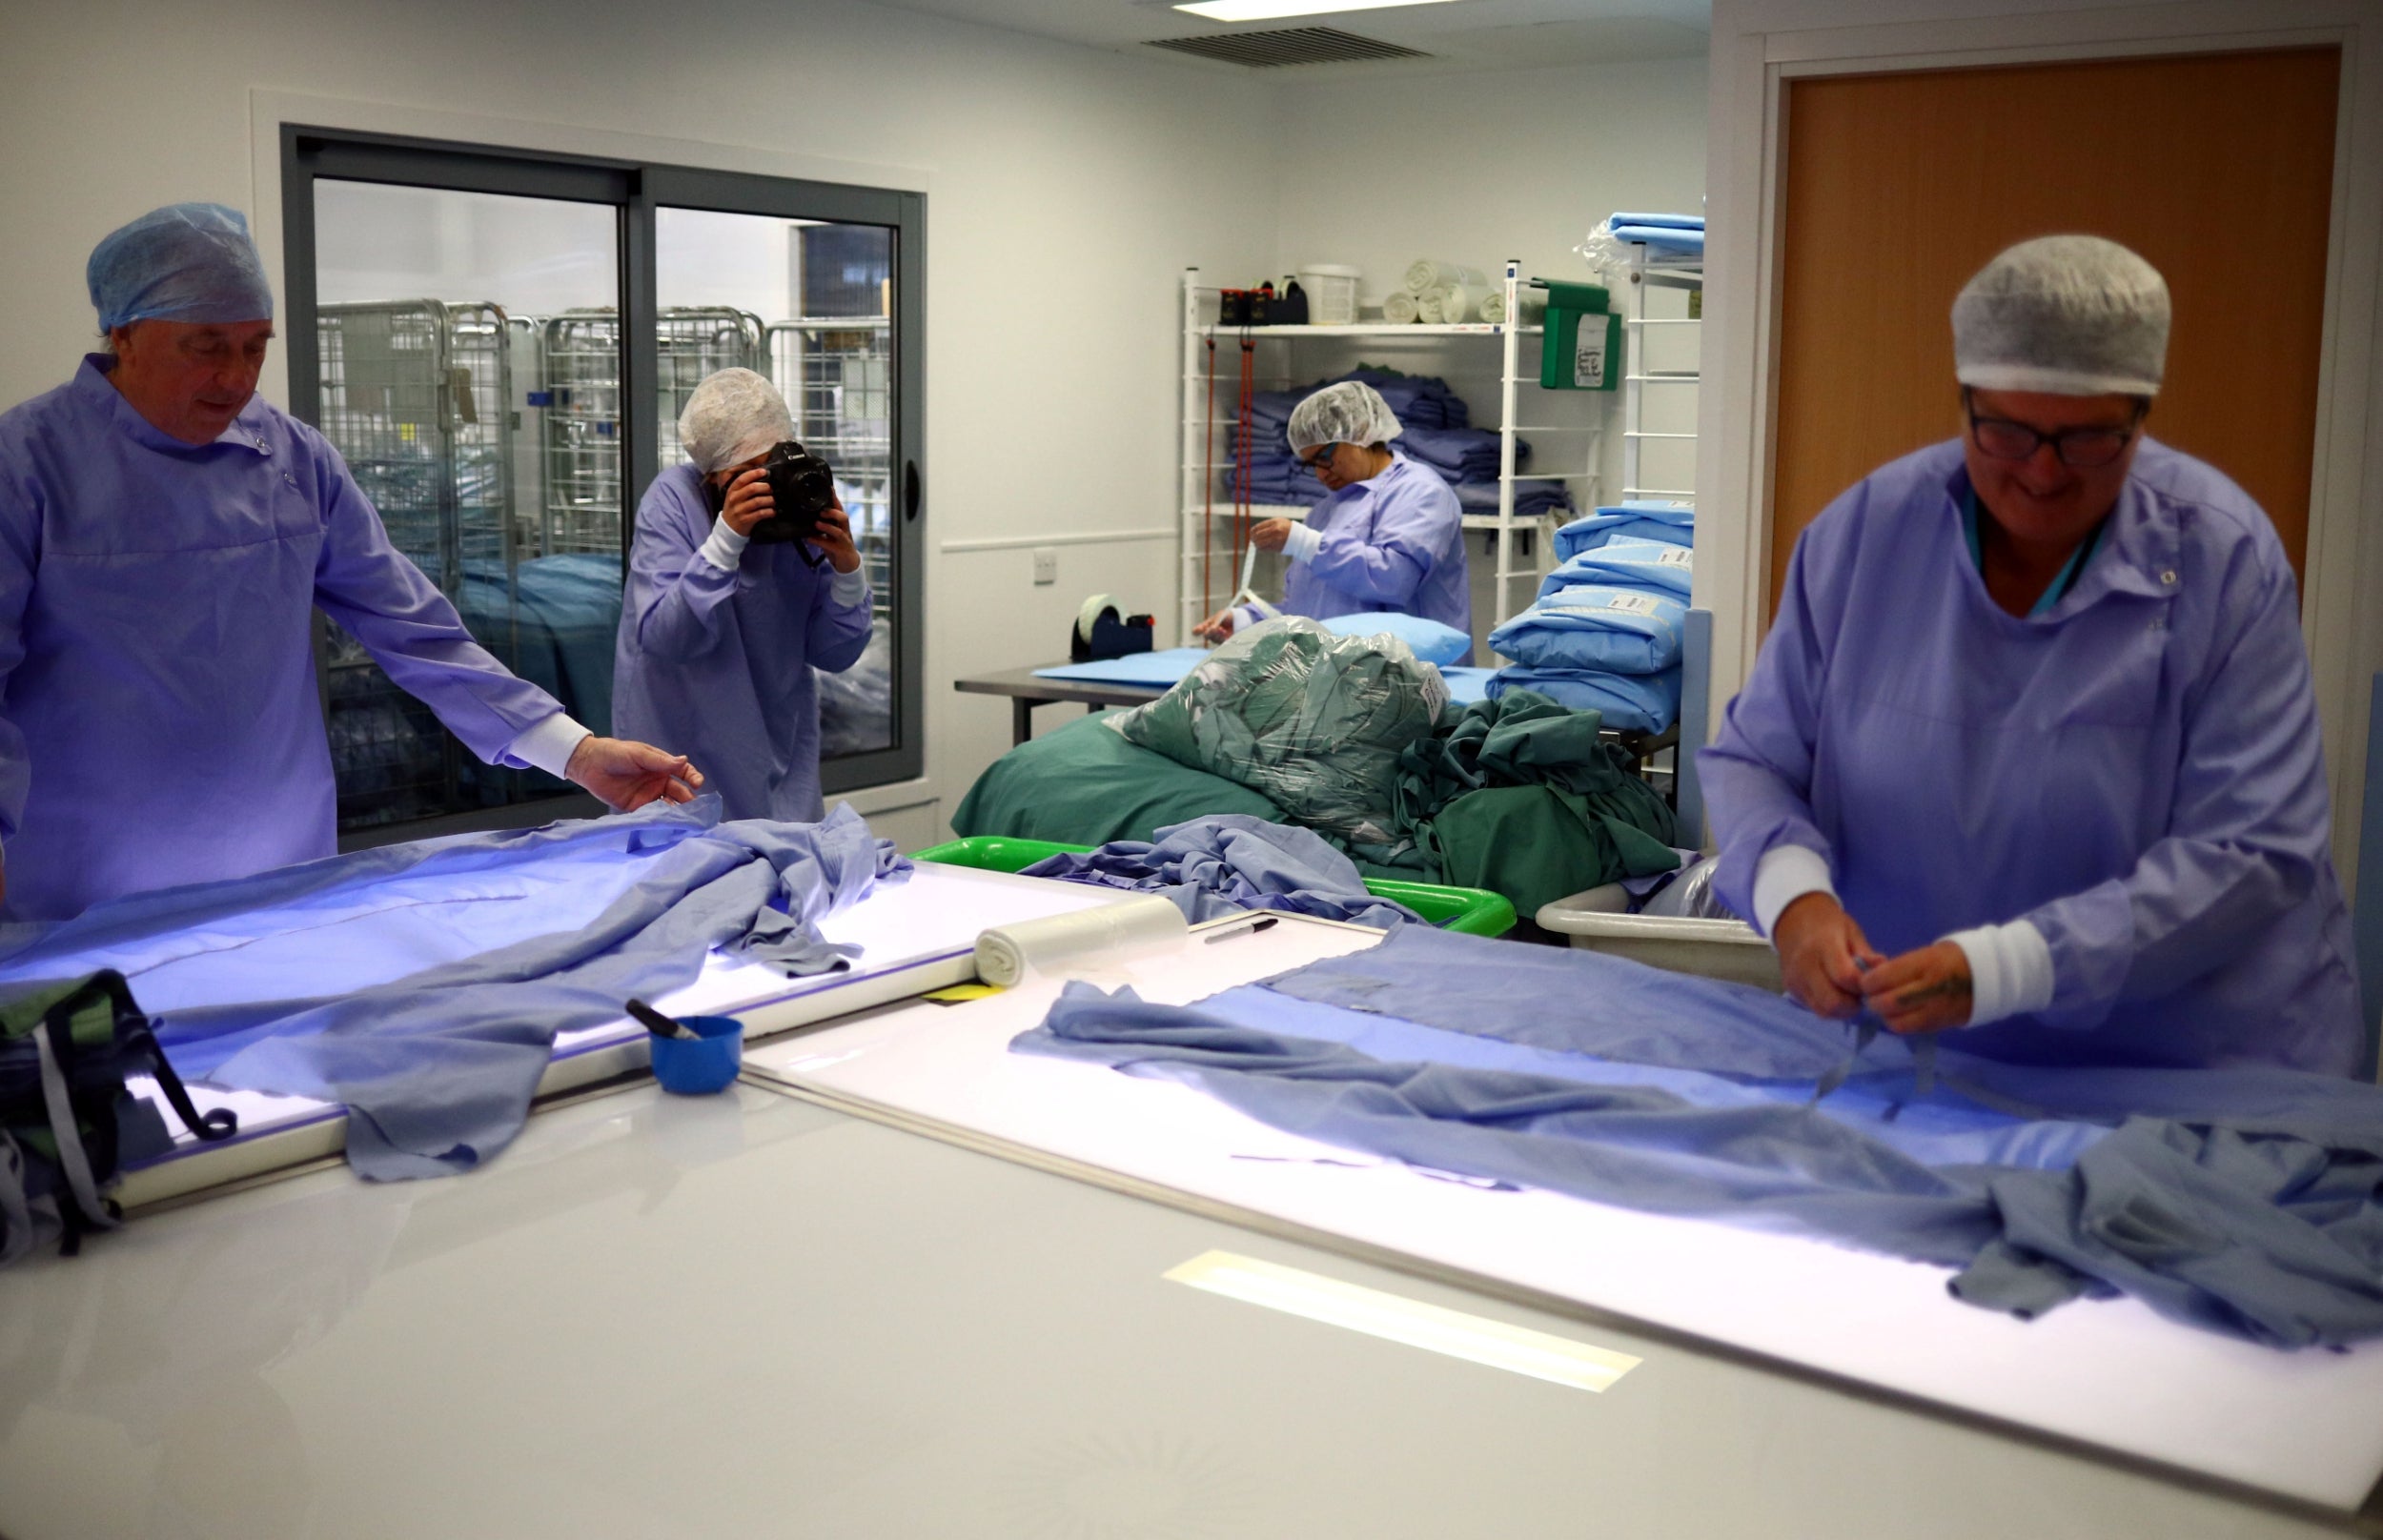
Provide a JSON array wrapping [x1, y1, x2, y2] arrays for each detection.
[[1964, 395, 2144, 469], [1302, 443, 1340, 474]]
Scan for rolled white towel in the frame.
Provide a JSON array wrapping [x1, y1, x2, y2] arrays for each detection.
[[1436, 282, 1479, 322], [1415, 293, 1445, 325], [1477, 292, 1506, 324], [1383, 290, 1420, 325], [1405, 258, 1488, 295], [974, 895, 1188, 986]]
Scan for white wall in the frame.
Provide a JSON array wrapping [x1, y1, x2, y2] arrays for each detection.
[[0, 0, 1285, 842]]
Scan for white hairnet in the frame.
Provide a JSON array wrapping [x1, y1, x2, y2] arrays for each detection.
[[1286, 380, 1403, 455], [87, 203, 275, 334], [677, 368, 795, 474], [1952, 235, 2170, 397]]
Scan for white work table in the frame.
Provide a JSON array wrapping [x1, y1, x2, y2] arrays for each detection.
[[0, 888, 2376, 1537]]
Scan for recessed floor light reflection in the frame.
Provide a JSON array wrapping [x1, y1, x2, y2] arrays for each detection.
[[1165, 1249, 1641, 1392]]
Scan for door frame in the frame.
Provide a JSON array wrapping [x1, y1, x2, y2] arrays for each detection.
[[1699, 0, 2383, 894]]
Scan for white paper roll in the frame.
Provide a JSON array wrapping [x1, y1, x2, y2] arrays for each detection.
[[1405, 259, 1488, 296], [1382, 290, 1419, 325], [975, 895, 1189, 986]]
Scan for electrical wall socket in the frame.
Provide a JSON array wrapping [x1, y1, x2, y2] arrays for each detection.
[[1032, 548, 1057, 585]]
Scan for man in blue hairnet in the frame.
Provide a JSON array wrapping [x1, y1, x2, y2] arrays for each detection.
[[0, 203, 704, 921], [1701, 235, 2361, 1074]]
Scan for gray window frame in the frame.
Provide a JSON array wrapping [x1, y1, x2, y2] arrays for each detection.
[[281, 126, 927, 836]]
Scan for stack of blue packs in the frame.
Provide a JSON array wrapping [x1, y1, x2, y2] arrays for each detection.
[[1485, 502, 1694, 735]]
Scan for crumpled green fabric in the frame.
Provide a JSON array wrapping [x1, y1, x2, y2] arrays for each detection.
[[1107, 618, 1445, 855], [1384, 690, 1680, 911]]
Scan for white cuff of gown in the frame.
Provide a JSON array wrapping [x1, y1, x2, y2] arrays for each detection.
[[1281, 520, 1323, 564], [1943, 920, 2055, 1026], [506, 713, 593, 779], [1751, 844, 1837, 938], [697, 517, 751, 573], [827, 564, 870, 608]]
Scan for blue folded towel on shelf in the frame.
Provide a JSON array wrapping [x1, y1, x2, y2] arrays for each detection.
[[1538, 536, 1693, 601], [1455, 481, 1579, 519], [1490, 584, 1689, 676], [1608, 212, 1704, 232], [1553, 503, 1694, 561]]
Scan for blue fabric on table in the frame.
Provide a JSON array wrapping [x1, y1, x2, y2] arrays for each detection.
[[1554, 504, 1695, 561], [1319, 612, 1472, 668], [1013, 930, 2383, 1346], [1017, 814, 1423, 930], [1538, 537, 1693, 601], [1032, 647, 1210, 687], [1487, 665, 1680, 735], [1436, 666, 1497, 705], [1608, 212, 1704, 233], [1490, 585, 1688, 675], [0, 800, 907, 1179]]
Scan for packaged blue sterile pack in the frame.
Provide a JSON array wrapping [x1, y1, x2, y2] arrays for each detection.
[[1318, 610, 1473, 667], [1488, 584, 1688, 675], [1536, 537, 1693, 602], [1552, 501, 1694, 562]]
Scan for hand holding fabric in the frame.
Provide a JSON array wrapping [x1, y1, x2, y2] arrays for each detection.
[[1250, 518, 1293, 554], [1773, 892, 1882, 1019], [1192, 606, 1237, 644], [565, 736, 704, 811], [1860, 941, 1975, 1034]]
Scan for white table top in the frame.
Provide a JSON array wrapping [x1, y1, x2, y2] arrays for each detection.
[[741, 914, 2383, 1515]]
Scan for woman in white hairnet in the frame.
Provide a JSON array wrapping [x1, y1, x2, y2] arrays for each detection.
[[1192, 379, 1470, 653], [612, 369, 874, 823], [1701, 235, 2360, 1075]]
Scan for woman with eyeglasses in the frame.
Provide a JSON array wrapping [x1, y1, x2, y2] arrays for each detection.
[[1700, 235, 2360, 1075], [1190, 379, 1470, 657]]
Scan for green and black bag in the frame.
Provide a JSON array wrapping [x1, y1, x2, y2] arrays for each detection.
[[1, 970, 237, 1266]]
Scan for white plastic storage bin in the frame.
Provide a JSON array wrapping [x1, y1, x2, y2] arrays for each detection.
[[1537, 885, 1782, 991], [1298, 264, 1361, 326]]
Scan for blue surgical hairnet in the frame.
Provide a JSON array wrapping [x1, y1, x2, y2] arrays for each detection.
[[86, 203, 275, 334], [1286, 380, 1403, 455], [678, 368, 795, 474], [1952, 234, 2169, 397]]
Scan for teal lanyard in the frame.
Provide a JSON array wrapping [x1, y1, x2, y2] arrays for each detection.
[[1964, 489, 2105, 618]]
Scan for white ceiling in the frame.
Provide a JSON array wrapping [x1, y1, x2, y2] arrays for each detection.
[[867, 0, 1712, 75]]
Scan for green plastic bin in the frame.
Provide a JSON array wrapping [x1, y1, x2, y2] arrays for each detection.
[[1537, 278, 1619, 393], [911, 836, 1517, 938]]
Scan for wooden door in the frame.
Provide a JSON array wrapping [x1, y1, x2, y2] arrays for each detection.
[[1767, 48, 2340, 615]]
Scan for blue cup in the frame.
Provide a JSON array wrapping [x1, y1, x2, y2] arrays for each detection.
[[649, 1014, 744, 1095]]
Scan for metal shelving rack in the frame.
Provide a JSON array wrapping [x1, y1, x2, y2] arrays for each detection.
[[316, 298, 522, 831], [1619, 243, 1702, 505], [768, 314, 897, 760], [1177, 265, 1604, 649]]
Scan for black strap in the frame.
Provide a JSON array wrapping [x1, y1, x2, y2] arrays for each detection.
[[46, 971, 237, 1144]]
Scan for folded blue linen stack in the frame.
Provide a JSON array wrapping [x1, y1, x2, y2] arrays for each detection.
[[1486, 505, 1695, 734], [1607, 211, 1705, 258]]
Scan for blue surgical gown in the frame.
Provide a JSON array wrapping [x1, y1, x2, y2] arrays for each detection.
[[0, 356, 570, 922], [611, 465, 874, 823], [1271, 452, 1471, 650], [1700, 436, 2361, 1075]]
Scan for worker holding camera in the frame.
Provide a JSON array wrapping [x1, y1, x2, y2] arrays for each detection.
[[612, 368, 875, 823]]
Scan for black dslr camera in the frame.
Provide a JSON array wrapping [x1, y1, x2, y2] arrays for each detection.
[[750, 439, 837, 563]]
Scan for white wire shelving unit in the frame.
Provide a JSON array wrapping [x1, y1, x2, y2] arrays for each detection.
[[1619, 243, 1702, 506], [1177, 263, 1607, 650]]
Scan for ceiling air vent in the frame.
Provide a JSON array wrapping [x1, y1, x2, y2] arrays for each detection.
[[1144, 26, 1431, 68]]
